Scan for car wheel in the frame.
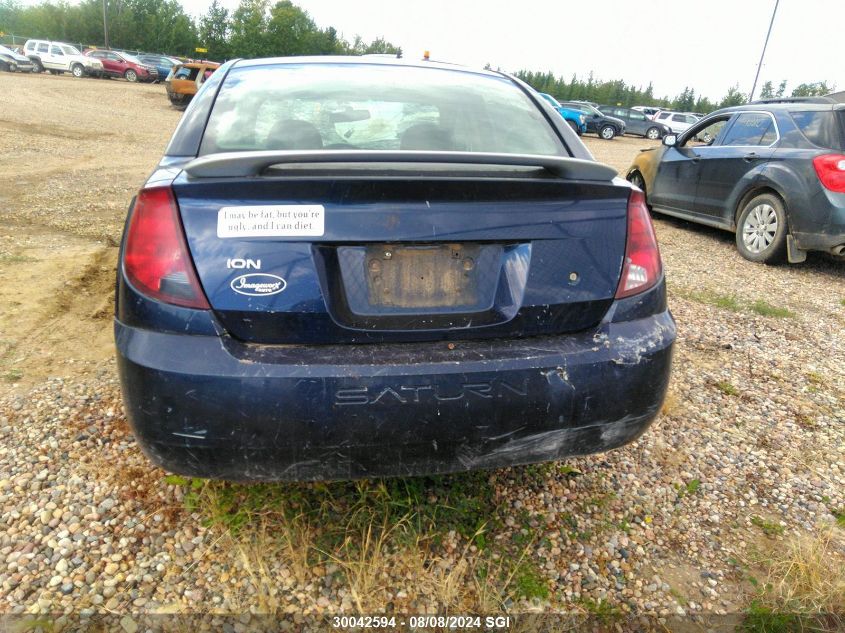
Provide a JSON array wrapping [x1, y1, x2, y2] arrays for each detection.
[[735, 193, 788, 264], [32, 59, 44, 73], [646, 126, 661, 140], [124, 69, 137, 82], [71, 63, 84, 78], [600, 125, 616, 140], [0, 61, 9, 72]]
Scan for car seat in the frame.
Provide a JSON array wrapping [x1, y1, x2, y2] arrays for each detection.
[[399, 123, 453, 151], [265, 119, 324, 150]]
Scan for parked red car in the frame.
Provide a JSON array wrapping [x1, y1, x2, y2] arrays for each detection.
[[84, 49, 158, 82]]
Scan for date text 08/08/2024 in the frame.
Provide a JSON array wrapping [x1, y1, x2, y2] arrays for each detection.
[[331, 615, 512, 629]]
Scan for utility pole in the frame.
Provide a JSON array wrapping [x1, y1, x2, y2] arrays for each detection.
[[102, 0, 110, 49], [749, 0, 780, 102]]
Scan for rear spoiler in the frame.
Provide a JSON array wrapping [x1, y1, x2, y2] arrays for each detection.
[[182, 150, 618, 181]]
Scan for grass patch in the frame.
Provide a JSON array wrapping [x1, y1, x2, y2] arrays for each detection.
[[512, 561, 549, 601], [674, 287, 794, 318], [805, 372, 825, 386], [742, 600, 803, 633], [3, 368, 23, 383], [744, 530, 845, 629], [831, 509, 845, 529], [716, 380, 740, 396], [0, 253, 37, 264], [751, 516, 785, 537], [579, 597, 623, 624], [749, 300, 795, 319], [166, 471, 557, 612]]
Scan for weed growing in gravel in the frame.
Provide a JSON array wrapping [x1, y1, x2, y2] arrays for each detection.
[[831, 509, 845, 529], [2, 368, 23, 382], [578, 597, 623, 625], [749, 301, 795, 319], [675, 479, 701, 500], [751, 516, 786, 537], [674, 287, 795, 318], [512, 561, 550, 601], [716, 380, 740, 396]]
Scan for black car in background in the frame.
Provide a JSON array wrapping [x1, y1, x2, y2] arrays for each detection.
[[626, 98, 845, 263], [560, 101, 626, 140], [599, 105, 670, 140]]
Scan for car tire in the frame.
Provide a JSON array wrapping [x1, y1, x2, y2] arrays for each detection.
[[32, 59, 44, 73], [566, 120, 579, 134], [646, 126, 661, 140], [628, 171, 646, 194], [124, 69, 137, 82], [600, 125, 616, 140], [71, 63, 85, 78], [0, 61, 9, 72], [735, 193, 788, 264]]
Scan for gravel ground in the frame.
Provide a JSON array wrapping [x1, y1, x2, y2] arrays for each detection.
[[1, 73, 844, 626]]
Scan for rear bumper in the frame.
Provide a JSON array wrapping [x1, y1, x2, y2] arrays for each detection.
[[792, 231, 845, 255], [116, 308, 675, 481]]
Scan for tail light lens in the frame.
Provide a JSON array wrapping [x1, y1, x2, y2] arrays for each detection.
[[615, 189, 662, 299], [812, 154, 845, 193], [123, 187, 209, 309]]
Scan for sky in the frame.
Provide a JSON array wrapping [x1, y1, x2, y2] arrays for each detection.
[[20, 0, 843, 101]]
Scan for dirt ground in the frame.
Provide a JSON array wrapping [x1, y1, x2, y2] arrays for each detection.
[[0, 73, 181, 387], [0, 72, 843, 625]]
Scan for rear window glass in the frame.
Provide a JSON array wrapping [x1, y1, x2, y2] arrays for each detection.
[[201, 64, 566, 156], [790, 110, 845, 151]]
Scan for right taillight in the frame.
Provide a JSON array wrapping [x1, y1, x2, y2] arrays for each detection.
[[812, 154, 845, 193], [615, 189, 662, 299], [123, 187, 209, 309]]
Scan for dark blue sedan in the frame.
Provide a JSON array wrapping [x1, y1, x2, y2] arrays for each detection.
[[115, 57, 675, 481]]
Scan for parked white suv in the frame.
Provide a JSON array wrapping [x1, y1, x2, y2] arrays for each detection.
[[24, 40, 103, 77], [632, 106, 660, 119], [653, 111, 699, 134]]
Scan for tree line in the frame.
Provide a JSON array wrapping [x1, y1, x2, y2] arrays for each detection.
[[513, 70, 836, 114], [0, 0, 834, 111], [0, 0, 400, 59]]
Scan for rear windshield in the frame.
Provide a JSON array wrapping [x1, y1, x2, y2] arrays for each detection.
[[200, 63, 566, 156], [790, 110, 845, 151]]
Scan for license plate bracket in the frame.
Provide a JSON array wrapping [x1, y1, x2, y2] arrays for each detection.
[[337, 243, 503, 316]]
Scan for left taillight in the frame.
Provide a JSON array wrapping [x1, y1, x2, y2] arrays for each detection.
[[123, 186, 209, 309], [615, 189, 663, 299]]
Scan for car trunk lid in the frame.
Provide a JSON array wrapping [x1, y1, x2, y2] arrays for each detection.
[[172, 153, 628, 344]]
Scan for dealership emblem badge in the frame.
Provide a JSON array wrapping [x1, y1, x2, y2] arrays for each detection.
[[230, 273, 287, 296]]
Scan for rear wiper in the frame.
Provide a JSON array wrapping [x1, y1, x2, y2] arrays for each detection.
[[183, 150, 617, 182]]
